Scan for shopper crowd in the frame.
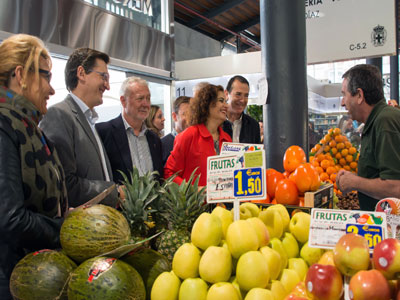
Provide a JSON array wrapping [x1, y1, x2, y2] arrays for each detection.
[[1, 33, 400, 299]]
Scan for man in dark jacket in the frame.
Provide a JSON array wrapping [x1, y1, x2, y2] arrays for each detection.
[[223, 75, 261, 144], [96, 77, 163, 183]]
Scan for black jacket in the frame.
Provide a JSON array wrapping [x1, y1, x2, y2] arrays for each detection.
[[0, 116, 63, 299], [161, 133, 175, 166], [223, 113, 261, 144], [96, 114, 164, 183]]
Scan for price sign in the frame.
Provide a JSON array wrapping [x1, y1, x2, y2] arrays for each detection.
[[234, 168, 263, 198], [346, 224, 383, 250]]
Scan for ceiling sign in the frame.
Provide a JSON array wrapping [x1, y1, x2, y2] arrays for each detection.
[[306, 0, 396, 64]]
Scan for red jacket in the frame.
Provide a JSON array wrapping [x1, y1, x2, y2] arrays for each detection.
[[164, 124, 232, 186]]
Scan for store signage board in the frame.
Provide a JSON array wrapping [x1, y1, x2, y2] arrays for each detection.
[[207, 150, 266, 204], [309, 208, 387, 251], [306, 0, 396, 64], [220, 142, 264, 155]]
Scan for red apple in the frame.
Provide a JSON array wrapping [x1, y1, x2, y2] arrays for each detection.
[[349, 269, 391, 300], [305, 263, 343, 300], [333, 233, 370, 276], [373, 238, 400, 280]]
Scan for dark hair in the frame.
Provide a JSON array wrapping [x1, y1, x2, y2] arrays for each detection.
[[190, 84, 224, 125], [226, 75, 249, 93], [173, 96, 190, 114], [342, 64, 384, 105], [65, 48, 110, 91]]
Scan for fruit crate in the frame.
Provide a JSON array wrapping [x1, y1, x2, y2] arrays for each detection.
[[304, 182, 334, 208]]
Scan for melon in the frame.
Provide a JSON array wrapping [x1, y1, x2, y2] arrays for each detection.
[[68, 256, 146, 300], [122, 247, 171, 299], [10, 249, 77, 300], [61, 204, 131, 263]]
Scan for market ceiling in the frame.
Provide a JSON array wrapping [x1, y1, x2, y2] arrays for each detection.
[[174, 0, 400, 54]]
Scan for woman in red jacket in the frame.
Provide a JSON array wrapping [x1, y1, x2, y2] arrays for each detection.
[[164, 84, 232, 186]]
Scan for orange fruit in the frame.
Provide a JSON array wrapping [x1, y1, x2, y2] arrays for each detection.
[[330, 173, 337, 182], [343, 165, 351, 171], [349, 147, 357, 155], [341, 149, 349, 157], [333, 128, 341, 135], [329, 140, 337, 148], [317, 154, 326, 162], [283, 145, 307, 173], [275, 179, 299, 205], [292, 163, 321, 193], [320, 159, 330, 170], [326, 166, 336, 175], [345, 155, 353, 163], [316, 166, 324, 174], [315, 144, 321, 151], [339, 158, 347, 166], [311, 160, 320, 168], [335, 153, 342, 160], [323, 135, 332, 143], [350, 162, 358, 170], [337, 142, 345, 150], [335, 135, 343, 143], [320, 172, 329, 182], [328, 128, 333, 135], [323, 145, 330, 153], [331, 148, 338, 155], [266, 168, 285, 199], [345, 141, 352, 148], [329, 160, 335, 167]]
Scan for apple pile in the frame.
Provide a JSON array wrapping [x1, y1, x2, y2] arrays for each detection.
[[151, 203, 322, 300]]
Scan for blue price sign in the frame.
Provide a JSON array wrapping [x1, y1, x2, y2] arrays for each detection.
[[233, 168, 263, 197], [346, 224, 383, 250]]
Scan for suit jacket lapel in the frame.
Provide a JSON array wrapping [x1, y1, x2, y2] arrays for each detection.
[[66, 96, 102, 159], [112, 115, 133, 174]]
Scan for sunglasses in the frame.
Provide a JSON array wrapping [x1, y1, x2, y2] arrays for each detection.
[[89, 70, 110, 83], [38, 69, 52, 83]]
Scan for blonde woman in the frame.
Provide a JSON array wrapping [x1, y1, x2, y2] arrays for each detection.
[[0, 34, 67, 298], [145, 105, 165, 137]]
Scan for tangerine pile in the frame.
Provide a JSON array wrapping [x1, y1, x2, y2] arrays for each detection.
[[309, 127, 359, 195]]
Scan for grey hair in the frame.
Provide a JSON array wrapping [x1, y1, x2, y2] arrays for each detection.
[[119, 76, 148, 97], [192, 81, 209, 96]]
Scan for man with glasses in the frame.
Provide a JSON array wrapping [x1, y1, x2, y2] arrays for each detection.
[[223, 75, 261, 144], [96, 77, 163, 183], [40, 48, 119, 207]]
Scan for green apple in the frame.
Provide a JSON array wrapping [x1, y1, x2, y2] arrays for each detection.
[[281, 232, 299, 259], [266, 204, 290, 232], [289, 212, 311, 244], [172, 243, 201, 279], [211, 206, 233, 239], [199, 246, 232, 283], [259, 246, 282, 280], [269, 238, 288, 270], [179, 278, 208, 300], [300, 242, 324, 267], [244, 288, 274, 300], [246, 217, 270, 248], [191, 212, 222, 251], [207, 282, 241, 300], [279, 269, 301, 296], [240, 202, 260, 217], [258, 209, 283, 239], [288, 257, 308, 281], [151, 271, 181, 300], [226, 220, 259, 259], [239, 206, 253, 220], [270, 280, 288, 300], [236, 251, 270, 292]]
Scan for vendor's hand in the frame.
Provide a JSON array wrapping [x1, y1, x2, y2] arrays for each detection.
[[336, 170, 358, 195]]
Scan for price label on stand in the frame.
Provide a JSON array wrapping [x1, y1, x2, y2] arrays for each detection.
[[234, 168, 264, 197], [346, 224, 383, 249]]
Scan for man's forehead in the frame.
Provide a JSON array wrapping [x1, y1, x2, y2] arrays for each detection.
[[231, 80, 249, 92], [129, 83, 150, 94]]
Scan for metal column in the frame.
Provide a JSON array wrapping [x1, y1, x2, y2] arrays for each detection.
[[260, 0, 308, 172]]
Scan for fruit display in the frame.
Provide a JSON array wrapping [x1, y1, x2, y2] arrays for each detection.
[[151, 203, 318, 299], [309, 127, 360, 196], [337, 191, 360, 210]]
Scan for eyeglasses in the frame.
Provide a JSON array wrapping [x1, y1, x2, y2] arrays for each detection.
[[38, 69, 52, 83], [89, 70, 110, 83]]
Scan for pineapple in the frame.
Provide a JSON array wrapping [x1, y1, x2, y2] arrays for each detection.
[[156, 171, 209, 261], [119, 168, 161, 246]]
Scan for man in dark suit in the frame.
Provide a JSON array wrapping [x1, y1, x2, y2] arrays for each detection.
[[161, 96, 190, 165], [96, 77, 163, 183], [40, 48, 119, 207], [223, 75, 261, 144]]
